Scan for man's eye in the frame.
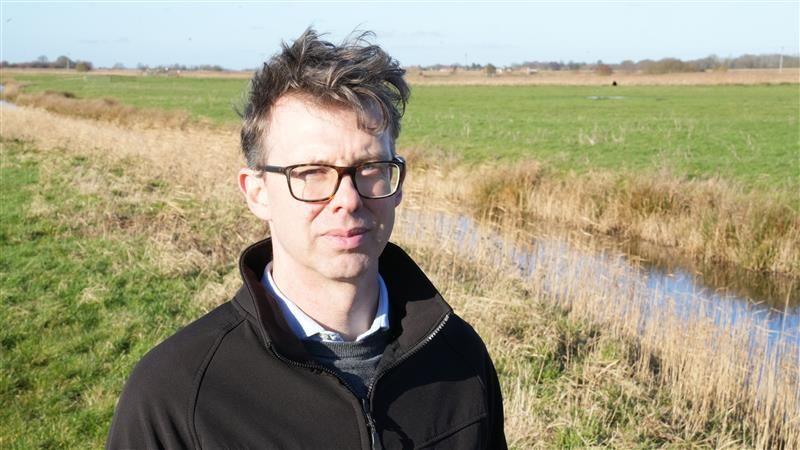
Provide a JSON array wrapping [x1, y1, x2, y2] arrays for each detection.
[[294, 168, 329, 178], [360, 168, 380, 177], [360, 165, 389, 178]]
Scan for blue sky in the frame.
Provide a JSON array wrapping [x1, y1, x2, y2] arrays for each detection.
[[2, 1, 798, 69]]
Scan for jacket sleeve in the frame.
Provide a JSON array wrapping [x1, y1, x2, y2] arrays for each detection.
[[107, 302, 241, 449], [106, 346, 196, 449], [443, 315, 508, 449], [485, 354, 507, 450]]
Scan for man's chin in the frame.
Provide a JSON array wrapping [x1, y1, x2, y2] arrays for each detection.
[[319, 253, 374, 281]]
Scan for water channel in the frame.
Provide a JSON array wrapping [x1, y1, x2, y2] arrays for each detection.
[[398, 208, 800, 353], [0, 84, 15, 109]]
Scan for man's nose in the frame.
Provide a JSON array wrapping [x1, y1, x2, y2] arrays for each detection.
[[330, 174, 363, 211]]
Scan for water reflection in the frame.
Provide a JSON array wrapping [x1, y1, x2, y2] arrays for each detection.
[[398, 208, 799, 349], [621, 239, 799, 311], [0, 84, 17, 109]]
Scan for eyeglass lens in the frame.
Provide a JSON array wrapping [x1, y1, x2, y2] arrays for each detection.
[[288, 163, 401, 201]]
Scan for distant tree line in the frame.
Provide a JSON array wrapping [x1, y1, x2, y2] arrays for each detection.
[[514, 54, 800, 74], [417, 53, 800, 74], [0, 56, 225, 73], [4, 52, 798, 75], [132, 63, 226, 72], [1, 55, 93, 71]]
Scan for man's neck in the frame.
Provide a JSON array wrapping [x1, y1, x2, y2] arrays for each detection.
[[270, 256, 379, 342]]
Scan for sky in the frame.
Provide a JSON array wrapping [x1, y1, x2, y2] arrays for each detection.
[[2, 1, 799, 70]]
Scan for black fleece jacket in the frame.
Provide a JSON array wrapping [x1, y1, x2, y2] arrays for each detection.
[[106, 239, 506, 449]]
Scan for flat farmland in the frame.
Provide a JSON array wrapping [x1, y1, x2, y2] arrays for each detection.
[[405, 84, 798, 193], [3, 71, 800, 447], [6, 72, 799, 193]]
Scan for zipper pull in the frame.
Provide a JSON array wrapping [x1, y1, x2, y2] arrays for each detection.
[[361, 398, 380, 450]]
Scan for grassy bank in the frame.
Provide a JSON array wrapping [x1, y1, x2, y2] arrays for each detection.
[[401, 157, 799, 275], [3, 134, 797, 448], [1, 73, 245, 124], [0, 141, 223, 447]]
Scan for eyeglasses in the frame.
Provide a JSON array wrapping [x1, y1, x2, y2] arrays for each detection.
[[256, 156, 406, 202]]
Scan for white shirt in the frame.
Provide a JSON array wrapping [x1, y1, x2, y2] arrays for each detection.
[[261, 262, 390, 343]]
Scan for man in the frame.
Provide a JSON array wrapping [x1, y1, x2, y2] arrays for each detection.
[[107, 29, 506, 449]]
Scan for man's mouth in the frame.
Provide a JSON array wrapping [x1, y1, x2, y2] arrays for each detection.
[[324, 227, 369, 249]]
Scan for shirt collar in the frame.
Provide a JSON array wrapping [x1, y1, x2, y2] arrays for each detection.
[[261, 262, 390, 343]]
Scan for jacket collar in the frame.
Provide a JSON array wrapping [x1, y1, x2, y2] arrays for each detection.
[[233, 238, 452, 364]]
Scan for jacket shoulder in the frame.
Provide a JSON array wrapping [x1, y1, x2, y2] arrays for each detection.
[[440, 313, 507, 449], [128, 301, 244, 386], [106, 301, 244, 449], [441, 314, 491, 362]]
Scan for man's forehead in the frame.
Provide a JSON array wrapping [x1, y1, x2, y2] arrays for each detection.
[[264, 94, 393, 164], [270, 93, 383, 129], [284, 139, 393, 165]]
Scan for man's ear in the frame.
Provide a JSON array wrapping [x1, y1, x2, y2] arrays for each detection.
[[238, 168, 271, 221]]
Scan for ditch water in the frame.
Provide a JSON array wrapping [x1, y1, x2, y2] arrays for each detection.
[[0, 84, 16, 109], [399, 209, 800, 352]]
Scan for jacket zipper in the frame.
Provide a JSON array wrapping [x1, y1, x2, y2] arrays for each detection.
[[366, 312, 451, 401], [268, 347, 381, 450], [361, 398, 380, 449], [266, 311, 451, 450]]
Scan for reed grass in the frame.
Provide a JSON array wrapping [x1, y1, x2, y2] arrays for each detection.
[[1, 83, 198, 129], [393, 200, 799, 448], [2, 105, 797, 447], [402, 150, 800, 276]]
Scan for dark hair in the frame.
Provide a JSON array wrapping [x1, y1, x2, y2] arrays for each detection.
[[240, 28, 410, 167]]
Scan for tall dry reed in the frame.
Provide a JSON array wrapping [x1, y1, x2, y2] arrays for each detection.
[[401, 159, 800, 276], [391, 200, 799, 448], [1, 80, 206, 129]]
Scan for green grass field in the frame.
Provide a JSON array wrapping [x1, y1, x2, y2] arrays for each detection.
[[406, 84, 799, 193], [7, 73, 799, 193], [0, 140, 213, 447]]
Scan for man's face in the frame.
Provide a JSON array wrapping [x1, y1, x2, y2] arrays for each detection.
[[243, 95, 401, 281]]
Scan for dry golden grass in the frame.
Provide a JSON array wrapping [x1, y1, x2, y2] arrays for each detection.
[[406, 68, 800, 86], [393, 209, 799, 448], [0, 104, 239, 190], [3, 105, 798, 447], [1, 105, 254, 282], [398, 154, 800, 276], [0, 80, 212, 129]]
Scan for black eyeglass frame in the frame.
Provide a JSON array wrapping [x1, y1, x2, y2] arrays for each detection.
[[255, 156, 406, 202]]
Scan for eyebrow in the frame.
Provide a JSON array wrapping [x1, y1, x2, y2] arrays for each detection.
[[301, 155, 393, 166]]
